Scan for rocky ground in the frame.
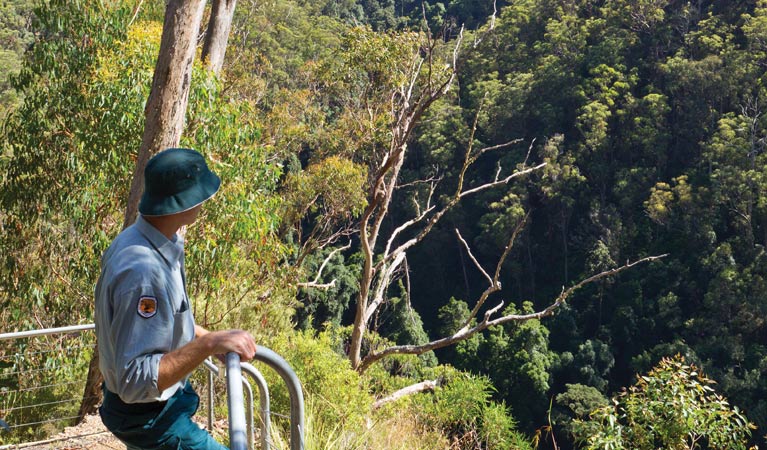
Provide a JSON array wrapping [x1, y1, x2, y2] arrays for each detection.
[[16, 415, 122, 450], [15, 414, 230, 450]]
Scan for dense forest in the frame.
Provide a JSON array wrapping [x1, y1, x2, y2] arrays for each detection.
[[1, 0, 766, 449]]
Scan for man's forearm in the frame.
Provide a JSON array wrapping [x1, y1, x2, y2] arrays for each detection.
[[157, 334, 214, 392], [157, 329, 257, 392]]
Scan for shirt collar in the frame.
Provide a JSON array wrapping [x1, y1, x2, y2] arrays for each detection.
[[135, 215, 184, 266]]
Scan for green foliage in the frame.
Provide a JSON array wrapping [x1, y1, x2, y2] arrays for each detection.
[[0, 335, 95, 444], [6, 0, 767, 447], [395, 0, 767, 444], [436, 297, 481, 363], [440, 300, 554, 430], [0, 1, 290, 440], [556, 383, 609, 419], [183, 62, 292, 335], [295, 248, 361, 330], [409, 366, 533, 450], [481, 402, 533, 450], [0, 0, 34, 115], [312, 26, 424, 160], [571, 355, 755, 450], [262, 329, 373, 443], [376, 282, 437, 367], [0, 3, 144, 441], [281, 156, 368, 244], [1, 0, 134, 331]]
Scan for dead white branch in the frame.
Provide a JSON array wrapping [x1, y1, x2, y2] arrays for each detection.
[[366, 251, 407, 322], [460, 162, 546, 198], [462, 213, 529, 329], [372, 379, 439, 410], [297, 241, 351, 290], [455, 229, 492, 285], [128, 0, 145, 27], [358, 254, 667, 372], [473, 1, 498, 48]]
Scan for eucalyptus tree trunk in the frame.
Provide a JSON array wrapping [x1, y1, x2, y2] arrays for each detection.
[[202, 0, 237, 75], [121, 0, 208, 229], [78, 0, 208, 422]]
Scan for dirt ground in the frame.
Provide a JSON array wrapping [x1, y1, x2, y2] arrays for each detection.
[[14, 414, 230, 450], [13, 415, 123, 450]]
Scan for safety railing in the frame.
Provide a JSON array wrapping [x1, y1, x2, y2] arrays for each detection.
[[0, 324, 100, 449], [227, 348, 305, 450], [0, 325, 305, 450]]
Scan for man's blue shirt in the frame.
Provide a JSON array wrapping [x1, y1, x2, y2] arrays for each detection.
[[95, 216, 195, 403]]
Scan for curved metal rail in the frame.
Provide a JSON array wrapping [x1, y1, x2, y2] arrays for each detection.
[[241, 363, 270, 450], [251, 347, 305, 450], [226, 353, 249, 450], [0, 327, 303, 450], [227, 347, 304, 450]]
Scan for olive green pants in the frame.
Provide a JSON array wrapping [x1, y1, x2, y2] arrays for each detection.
[[100, 382, 227, 450]]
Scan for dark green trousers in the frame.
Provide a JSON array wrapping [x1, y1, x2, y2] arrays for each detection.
[[100, 382, 227, 450]]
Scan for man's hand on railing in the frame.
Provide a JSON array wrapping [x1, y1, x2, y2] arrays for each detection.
[[195, 325, 256, 362], [206, 330, 257, 361], [159, 328, 257, 391]]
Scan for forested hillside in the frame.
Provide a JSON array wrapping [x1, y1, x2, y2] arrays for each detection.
[[1, 0, 765, 449]]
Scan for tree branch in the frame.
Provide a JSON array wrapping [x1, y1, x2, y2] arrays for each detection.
[[383, 163, 544, 268], [297, 241, 351, 290], [357, 254, 667, 372], [455, 229, 492, 285], [372, 379, 439, 410], [460, 162, 547, 198], [461, 212, 529, 329], [366, 251, 407, 322]]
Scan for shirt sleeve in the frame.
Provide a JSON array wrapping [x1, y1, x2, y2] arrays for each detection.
[[108, 275, 175, 403]]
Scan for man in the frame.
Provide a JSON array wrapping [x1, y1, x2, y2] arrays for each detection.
[[95, 148, 257, 450]]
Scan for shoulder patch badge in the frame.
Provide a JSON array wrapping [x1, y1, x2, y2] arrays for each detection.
[[137, 296, 158, 318]]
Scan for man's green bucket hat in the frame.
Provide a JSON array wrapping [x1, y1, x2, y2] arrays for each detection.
[[139, 148, 221, 216]]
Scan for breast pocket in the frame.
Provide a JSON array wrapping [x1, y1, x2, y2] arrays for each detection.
[[166, 279, 188, 314], [172, 308, 194, 348], [176, 295, 189, 313]]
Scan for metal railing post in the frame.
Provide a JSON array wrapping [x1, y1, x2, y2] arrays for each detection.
[[225, 353, 248, 450], [251, 347, 304, 450], [241, 378, 255, 450], [203, 358, 219, 432], [241, 364, 271, 449]]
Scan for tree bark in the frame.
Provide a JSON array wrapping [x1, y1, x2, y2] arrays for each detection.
[[75, 347, 102, 423], [202, 0, 237, 75], [79, 0, 207, 422], [122, 0, 208, 229]]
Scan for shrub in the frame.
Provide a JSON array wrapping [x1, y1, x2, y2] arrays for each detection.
[[571, 355, 755, 450]]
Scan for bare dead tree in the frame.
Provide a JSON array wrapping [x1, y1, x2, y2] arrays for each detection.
[[346, 26, 553, 369], [372, 379, 440, 410], [297, 241, 352, 290], [358, 246, 666, 372], [341, 25, 666, 372]]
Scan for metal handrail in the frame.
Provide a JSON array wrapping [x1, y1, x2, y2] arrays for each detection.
[[241, 363, 270, 450], [202, 357, 271, 449], [0, 324, 96, 341], [203, 358, 218, 431], [0, 327, 304, 450], [241, 377, 256, 450], [226, 353, 248, 450], [250, 347, 305, 450]]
